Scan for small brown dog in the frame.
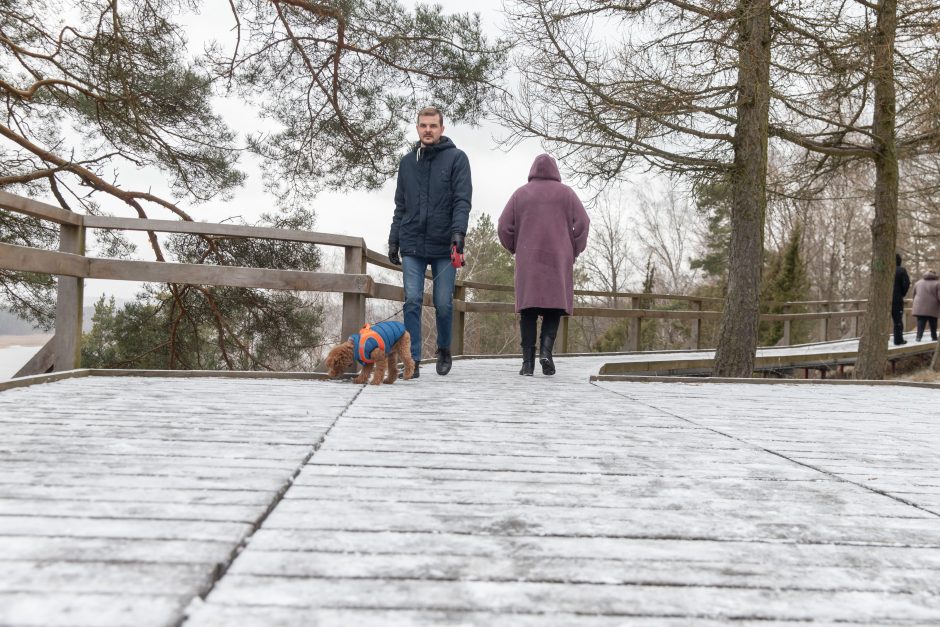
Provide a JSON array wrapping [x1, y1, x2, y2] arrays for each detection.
[[324, 321, 415, 385]]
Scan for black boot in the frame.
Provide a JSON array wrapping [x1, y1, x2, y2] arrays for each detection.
[[435, 347, 452, 376], [539, 335, 556, 376], [894, 321, 907, 345], [519, 347, 535, 376]]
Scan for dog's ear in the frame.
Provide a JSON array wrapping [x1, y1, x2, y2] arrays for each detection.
[[325, 340, 354, 377]]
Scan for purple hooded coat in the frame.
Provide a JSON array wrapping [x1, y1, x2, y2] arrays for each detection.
[[497, 154, 590, 315]]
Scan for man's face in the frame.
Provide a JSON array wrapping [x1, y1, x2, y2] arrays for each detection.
[[416, 114, 444, 146]]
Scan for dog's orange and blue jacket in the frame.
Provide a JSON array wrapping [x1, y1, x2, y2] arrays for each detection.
[[349, 321, 407, 366]]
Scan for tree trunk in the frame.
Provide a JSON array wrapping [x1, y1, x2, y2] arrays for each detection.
[[713, 0, 771, 377], [855, 0, 898, 381]]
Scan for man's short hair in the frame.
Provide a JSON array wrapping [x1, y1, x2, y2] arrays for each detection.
[[417, 106, 444, 126]]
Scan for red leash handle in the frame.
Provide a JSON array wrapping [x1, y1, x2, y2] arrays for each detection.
[[451, 244, 465, 268]]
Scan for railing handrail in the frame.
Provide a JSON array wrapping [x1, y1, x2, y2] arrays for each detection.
[[84, 215, 365, 248], [0, 192, 890, 308], [0, 189, 81, 226]]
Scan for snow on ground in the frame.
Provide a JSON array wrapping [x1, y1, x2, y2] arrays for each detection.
[[2, 355, 940, 626]]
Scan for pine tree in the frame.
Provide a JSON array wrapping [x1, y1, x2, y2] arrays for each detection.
[[759, 225, 810, 346]]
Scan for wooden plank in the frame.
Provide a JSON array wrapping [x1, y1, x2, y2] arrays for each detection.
[[0, 243, 373, 293], [86, 257, 374, 292], [0, 484, 272, 505], [596, 340, 937, 376], [0, 190, 81, 225], [0, 498, 270, 523], [573, 288, 725, 303], [85, 368, 332, 381], [196, 576, 940, 621], [363, 247, 402, 272], [0, 368, 91, 392], [0, 561, 214, 595], [370, 281, 405, 302], [458, 279, 515, 293], [0, 515, 253, 541], [0, 536, 234, 564], [83, 215, 364, 248], [0, 592, 185, 627], [227, 549, 940, 591], [0, 242, 88, 277]]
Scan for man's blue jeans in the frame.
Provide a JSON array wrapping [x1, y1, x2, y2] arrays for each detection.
[[401, 255, 456, 363]]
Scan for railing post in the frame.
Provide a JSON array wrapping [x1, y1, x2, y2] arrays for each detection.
[[818, 302, 829, 342], [781, 305, 791, 346], [451, 284, 465, 356], [53, 222, 85, 371], [341, 243, 366, 370], [689, 299, 702, 350], [854, 300, 864, 337], [626, 297, 641, 352]]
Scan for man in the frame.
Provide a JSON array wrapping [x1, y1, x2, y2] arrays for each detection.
[[388, 106, 471, 377], [893, 253, 911, 345]]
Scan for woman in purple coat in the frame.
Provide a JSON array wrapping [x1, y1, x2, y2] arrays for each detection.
[[912, 270, 940, 341], [498, 154, 590, 376]]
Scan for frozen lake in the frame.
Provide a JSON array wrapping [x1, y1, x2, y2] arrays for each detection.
[[0, 339, 46, 380]]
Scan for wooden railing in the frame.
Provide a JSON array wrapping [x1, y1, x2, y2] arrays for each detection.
[[0, 190, 884, 376]]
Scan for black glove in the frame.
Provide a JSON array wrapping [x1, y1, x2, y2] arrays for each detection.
[[451, 232, 465, 254], [388, 243, 401, 266]]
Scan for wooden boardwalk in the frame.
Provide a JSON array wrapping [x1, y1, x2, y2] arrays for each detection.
[[2, 356, 940, 626]]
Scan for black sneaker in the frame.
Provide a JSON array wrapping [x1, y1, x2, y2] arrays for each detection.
[[435, 347, 452, 376]]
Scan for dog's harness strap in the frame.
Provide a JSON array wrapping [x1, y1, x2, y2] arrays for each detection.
[[356, 324, 385, 364]]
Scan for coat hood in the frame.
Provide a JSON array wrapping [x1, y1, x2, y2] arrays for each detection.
[[923, 270, 938, 280], [414, 135, 456, 159], [528, 153, 561, 182]]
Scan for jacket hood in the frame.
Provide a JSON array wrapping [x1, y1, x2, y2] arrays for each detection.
[[923, 270, 938, 280], [414, 135, 456, 157], [528, 154, 561, 182]]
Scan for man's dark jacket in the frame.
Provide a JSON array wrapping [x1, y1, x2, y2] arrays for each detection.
[[389, 136, 472, 258], [894, 264, 911, 310]]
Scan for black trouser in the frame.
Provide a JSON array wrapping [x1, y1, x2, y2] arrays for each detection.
[[916, 316, 938, 341], [891, 307, 905, 343], [520, 307, 563, 348]]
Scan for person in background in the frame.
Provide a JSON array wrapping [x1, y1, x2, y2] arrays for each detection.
[[892, 253, 911, 345], [387, 106, 471, 377], [497, 153, 590, 376], [911, 269, 940, 342]]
